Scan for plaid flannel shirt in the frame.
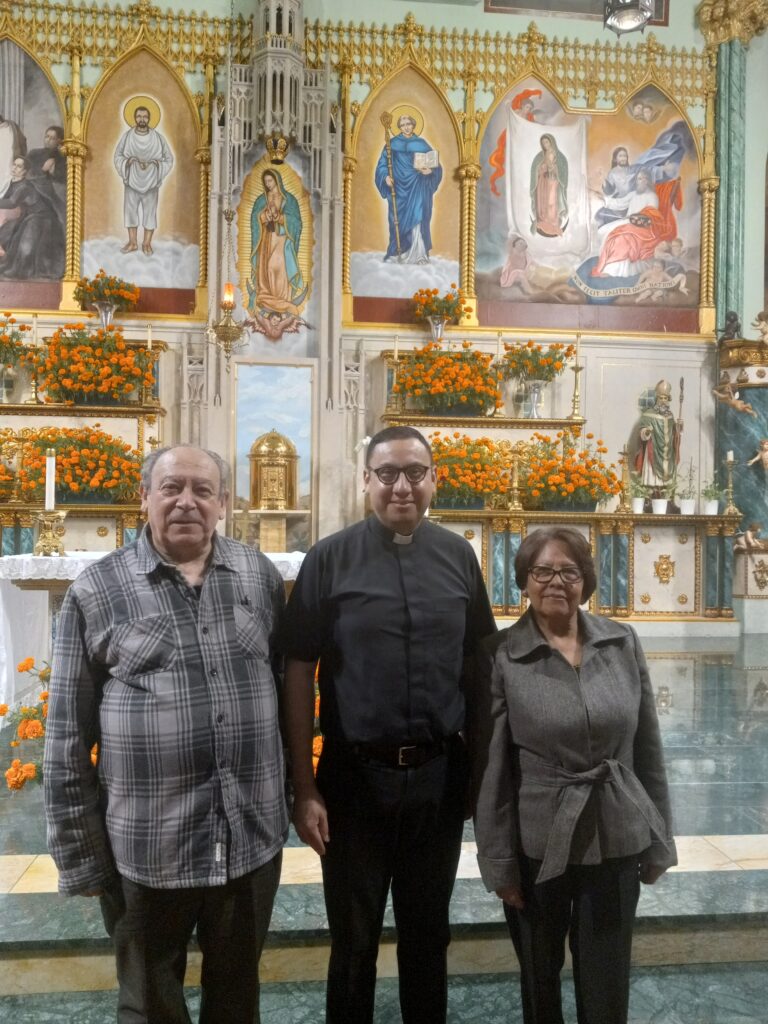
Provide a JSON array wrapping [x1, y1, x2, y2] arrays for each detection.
[[44, 529, 288, 894]]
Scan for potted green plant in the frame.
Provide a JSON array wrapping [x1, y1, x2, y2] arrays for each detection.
[[675, 459, 697, 515], [700, 474, 725, 514], [629, 472, 652, 514]]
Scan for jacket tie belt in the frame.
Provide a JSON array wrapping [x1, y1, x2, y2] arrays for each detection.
[[520, 753, 673, 885]]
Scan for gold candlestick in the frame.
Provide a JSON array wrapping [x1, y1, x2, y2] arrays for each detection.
[[568, 363, 584, 420], [34, 511, 67, 556], [617, 444, 631, 513], [723, 456, 740, 516]]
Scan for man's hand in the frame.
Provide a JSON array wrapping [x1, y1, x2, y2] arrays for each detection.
[[639, 862, 667, 885], [293, 785, 330, 856], [495, 884, 524, 909]]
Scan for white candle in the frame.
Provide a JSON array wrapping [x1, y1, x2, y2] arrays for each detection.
[[393, 334, 399, 362], [575, 331, 581, 365], [147, 324, 153, 351], [496, 331, 502, 361], [32, 313, 39, 347], [727, 450, 734, 462], [45, 449, 56, 511]]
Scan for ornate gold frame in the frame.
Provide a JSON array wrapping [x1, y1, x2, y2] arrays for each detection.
[[314, 14, 717, 333]]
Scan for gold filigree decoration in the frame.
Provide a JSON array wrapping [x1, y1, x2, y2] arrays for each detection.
[[0, 0, 244, 68], [641, 533, 651, 544], [678, 534, 689, 544], [697, 0, 768, 47], [752, 559, 768, 591], [464, 530, 476, 540], [758, 369, 767, 378], [640, 593, 651, 604], [678, 594, 689, 604], [305, 20, 709, 111], [654, 554, 675, 584], [97, 526, 109, 537]]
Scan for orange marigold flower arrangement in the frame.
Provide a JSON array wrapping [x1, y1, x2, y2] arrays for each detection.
[[429, 431, 510, 505], [16, 425, 142, 502], [393, 341, 502, 415], [0, 459, 15, 501], [497, 340, 576, 383], [22, 323, 156, 404], [0, 311, 30, 368], [524, 428, 622, 509], [411, 284, 471, 323], [74, 269, 140, 311], [2, 660, 50, 790]]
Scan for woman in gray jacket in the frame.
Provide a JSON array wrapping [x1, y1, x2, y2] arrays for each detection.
[[474, 526, 676, 1024]]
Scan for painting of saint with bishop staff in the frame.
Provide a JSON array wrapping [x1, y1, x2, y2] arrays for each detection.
[[375, 107, 442, 264]]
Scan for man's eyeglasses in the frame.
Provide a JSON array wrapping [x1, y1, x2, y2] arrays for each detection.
[[367, 464, 431, 485], [528, 565, 583, 584]]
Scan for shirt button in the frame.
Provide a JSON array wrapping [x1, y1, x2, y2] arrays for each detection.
[[202, 626, 209, 635], [217, 713, 224, 723], [210, 668, 218, 677]]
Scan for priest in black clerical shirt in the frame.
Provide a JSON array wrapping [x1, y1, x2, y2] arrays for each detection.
[[282, 425, 496, 1024]]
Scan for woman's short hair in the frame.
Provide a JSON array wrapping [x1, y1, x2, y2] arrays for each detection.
[[514, 526, 597, 602]]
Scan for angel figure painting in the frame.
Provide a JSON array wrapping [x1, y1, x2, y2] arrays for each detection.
[[244, 166, 312, 342]]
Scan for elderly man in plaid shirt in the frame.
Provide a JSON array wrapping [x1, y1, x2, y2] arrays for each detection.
[[43, 445, 288, 1024]]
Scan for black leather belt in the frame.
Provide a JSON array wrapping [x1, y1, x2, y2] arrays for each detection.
[[350, 737, 451, 769]]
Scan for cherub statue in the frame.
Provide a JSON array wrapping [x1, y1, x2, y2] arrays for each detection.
[[712, 381, 758, 417], [751, 310, 768, 345], [717, 310, 742, 343], [734, 522, 768, 554]]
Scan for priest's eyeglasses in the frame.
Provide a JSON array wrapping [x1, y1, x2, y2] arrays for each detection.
[[368, 464, 431, 485], [529, 565, 583, 584]]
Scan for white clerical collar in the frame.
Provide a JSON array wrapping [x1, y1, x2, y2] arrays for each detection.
[[393, 532, 414, 545]]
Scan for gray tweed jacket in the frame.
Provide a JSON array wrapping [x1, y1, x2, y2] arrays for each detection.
[[473, 609, 677, 891]]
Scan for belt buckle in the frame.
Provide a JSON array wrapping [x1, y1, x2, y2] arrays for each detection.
[[397, 745, 418, 767]]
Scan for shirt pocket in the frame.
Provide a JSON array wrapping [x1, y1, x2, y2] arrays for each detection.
[[108, 615, 180, 677], [233, 604, 271, 661]]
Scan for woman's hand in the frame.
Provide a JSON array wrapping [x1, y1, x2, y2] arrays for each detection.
[[495, 885, 525, 909], [639, 862, 667, 885]]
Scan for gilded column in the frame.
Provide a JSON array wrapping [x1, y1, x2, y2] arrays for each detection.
[[194, 50, 217, 316], [60, 40, 86, 311], [338, 57, 355, 323]]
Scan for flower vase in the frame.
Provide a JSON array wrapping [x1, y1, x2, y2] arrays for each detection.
[[92, 301, 117, 331], [651, 498, 668, 515], [427, 316, 448, 346], [631, 497, 646, 514], [703, 498, 719, 515], [503, 379, 527, 418], [679, 498, 696, 515], [1, 364, 17, 403], [526, 379, 548, 419]]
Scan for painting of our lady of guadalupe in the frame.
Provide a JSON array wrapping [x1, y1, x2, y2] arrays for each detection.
[[476, 79, 700, 325], [0, 40, 66, 282], [240, 160, 313, 345]]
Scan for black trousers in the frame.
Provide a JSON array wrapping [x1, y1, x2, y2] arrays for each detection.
[[100, 853, 282, 1024], [316, 737, 468, 1024], [505, 853, 640, 1024]]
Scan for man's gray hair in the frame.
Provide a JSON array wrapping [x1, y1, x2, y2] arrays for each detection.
[[141, 445, 230, 496]]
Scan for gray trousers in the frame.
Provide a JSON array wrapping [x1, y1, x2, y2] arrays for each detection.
[[100, 853, 281, 1024]]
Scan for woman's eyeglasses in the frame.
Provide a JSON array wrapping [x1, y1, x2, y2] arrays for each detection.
[[528, 565, 583, 584], [367, 464, 431, 485]]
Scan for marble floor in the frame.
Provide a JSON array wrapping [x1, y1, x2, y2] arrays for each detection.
[[1, 635, 768, 1021], [2, 966, 768, 1024]]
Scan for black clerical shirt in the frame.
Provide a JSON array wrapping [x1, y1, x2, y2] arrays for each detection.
[[281, 515, 496, 745]]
